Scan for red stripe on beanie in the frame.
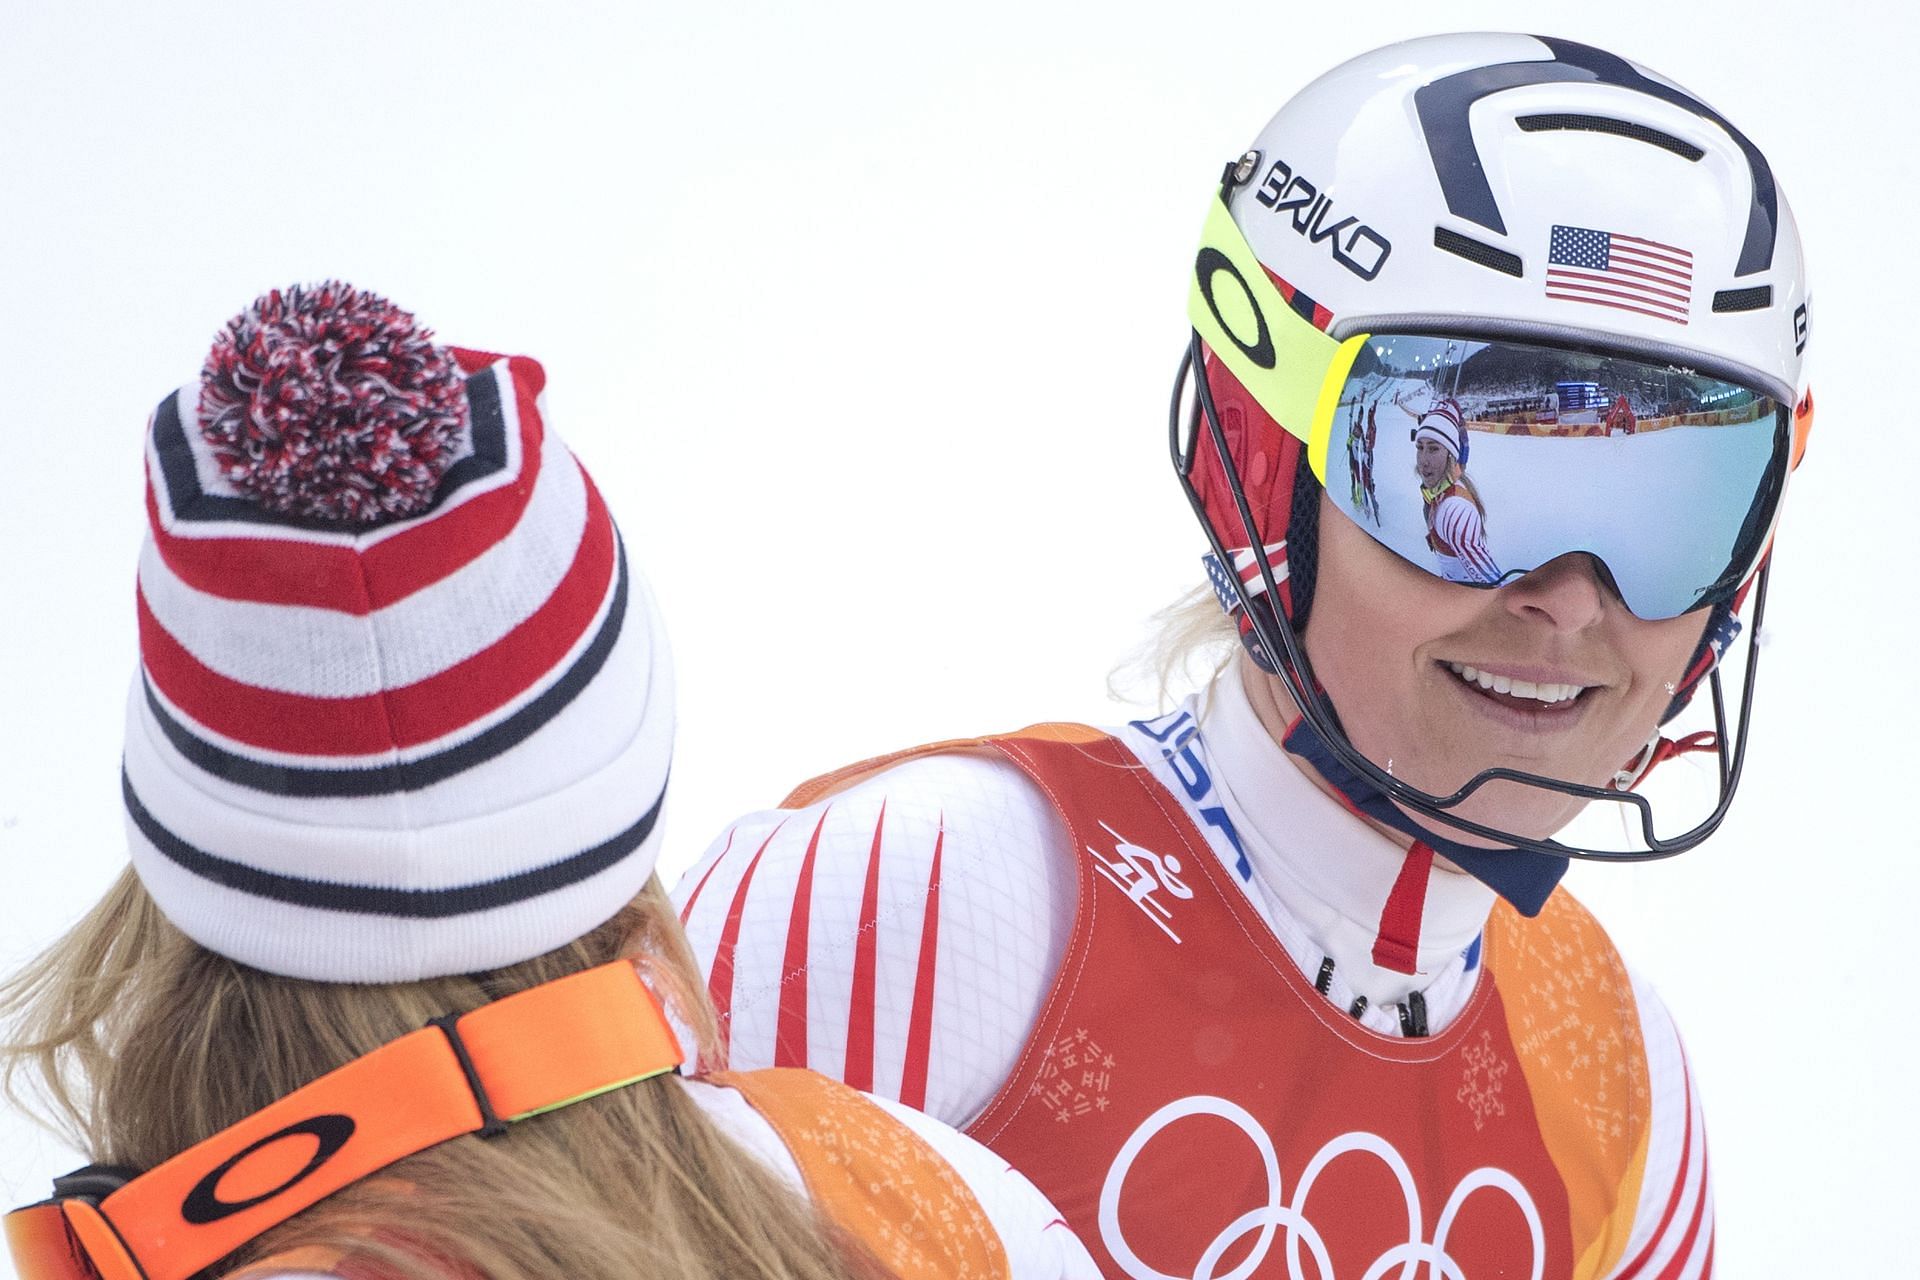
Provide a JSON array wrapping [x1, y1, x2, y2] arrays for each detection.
[[139, 473, 617, 757], [146, 361, 547, 614], [447, 349, 546, 392]]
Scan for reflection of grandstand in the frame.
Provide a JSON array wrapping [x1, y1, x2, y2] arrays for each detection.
[[1486, 393, 1553, 418], [1467, 402, 1774, 438], [1356, 343, 1776, 441], [1447, 343, 1760, 435], [1477, 385, 1606, 433]]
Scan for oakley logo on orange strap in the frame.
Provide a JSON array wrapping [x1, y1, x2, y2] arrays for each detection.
[[5, 961, 684, 1280], [180, 1115, 358, 1226]]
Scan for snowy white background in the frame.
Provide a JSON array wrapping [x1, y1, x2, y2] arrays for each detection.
[[0, 1, 1911, 1274]]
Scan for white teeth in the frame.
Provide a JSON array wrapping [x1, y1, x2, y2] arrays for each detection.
[[1447, 662, 1586, 705]]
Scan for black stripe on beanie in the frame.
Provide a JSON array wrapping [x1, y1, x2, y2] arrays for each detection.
[[124, 769, 665, 918], [143, 541, 632, 797], [154, 363, 512, 529]]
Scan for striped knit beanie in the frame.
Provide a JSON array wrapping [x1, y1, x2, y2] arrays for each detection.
[[123, 283, 673, 982], [1411, 397, 1469, 465]]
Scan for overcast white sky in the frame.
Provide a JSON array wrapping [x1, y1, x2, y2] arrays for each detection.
[[2, 1, 1913, 1274]]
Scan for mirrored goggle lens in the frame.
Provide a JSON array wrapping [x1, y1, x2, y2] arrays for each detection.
[[1322, 334, 1785, 618]]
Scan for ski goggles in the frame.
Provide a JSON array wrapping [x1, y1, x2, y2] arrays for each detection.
[[1188, 194, 1808, 620], [4, 962, 681, 1280]]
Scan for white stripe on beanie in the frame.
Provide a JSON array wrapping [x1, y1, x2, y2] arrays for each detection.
[[126, 564, 663, 831], [123, 599, 672, 983], [122, 284, 675, 982]]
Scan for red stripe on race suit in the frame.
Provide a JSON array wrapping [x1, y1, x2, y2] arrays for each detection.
[[147, 356, 549, 613], [1616, 1059, 1699, 1276], [1653, 1108, 1712, 1279], [678, 828, 735, 925], [844, 801, 888, 1093], [138, 475, 616, 756], [898, 819, 945, 1111], [709, 821, 789, 1059], [775, 809, 832, 1068]]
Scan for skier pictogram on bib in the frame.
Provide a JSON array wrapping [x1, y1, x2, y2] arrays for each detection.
[[1088, 822, 1194, 943]]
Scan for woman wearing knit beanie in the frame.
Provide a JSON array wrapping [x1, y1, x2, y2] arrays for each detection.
[[0, 284, 1096, 1280]]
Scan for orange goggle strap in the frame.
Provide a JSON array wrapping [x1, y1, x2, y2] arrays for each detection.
[[4, 961, 682, 1280]]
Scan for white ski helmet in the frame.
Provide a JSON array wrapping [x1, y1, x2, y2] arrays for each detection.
[[1227, 32, 1805, 402], [1175, 32, 1813, 862]]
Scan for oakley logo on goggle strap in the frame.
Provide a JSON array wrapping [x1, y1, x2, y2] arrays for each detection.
[[1194, 249, 1277, 370], [1414, 36, 1780, 278], [1251, 159, 1393, 281], [180, 1114, 357, 1225]]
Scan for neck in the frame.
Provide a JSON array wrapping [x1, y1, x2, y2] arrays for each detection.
[[1236, 653, 1474, 880], [1201, 659, 1495, 1008]]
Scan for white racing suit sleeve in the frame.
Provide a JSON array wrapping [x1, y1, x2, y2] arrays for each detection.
[[673, 750, 1078, 1129], [1608, 974, 1715, 1277]]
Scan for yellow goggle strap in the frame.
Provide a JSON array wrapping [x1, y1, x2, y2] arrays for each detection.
[[1186, 193, 1371, 485]]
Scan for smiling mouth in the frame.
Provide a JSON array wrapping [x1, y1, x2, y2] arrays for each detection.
[[1444, 662, 1593, 707]]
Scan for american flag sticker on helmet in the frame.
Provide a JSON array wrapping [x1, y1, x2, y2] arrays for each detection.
[[1545, 225, 1693, 325]]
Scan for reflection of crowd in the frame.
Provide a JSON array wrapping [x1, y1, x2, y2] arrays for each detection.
[[1411, 399, 1500, 584]]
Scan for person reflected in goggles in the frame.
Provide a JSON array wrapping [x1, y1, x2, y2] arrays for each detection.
[[1412, 398, 1501, 586]]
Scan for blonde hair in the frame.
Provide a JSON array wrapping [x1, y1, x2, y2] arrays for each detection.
[[1108, 585, 1242, 713], [1, 872, 889, 1280], [1448, 460, 1489, 527]]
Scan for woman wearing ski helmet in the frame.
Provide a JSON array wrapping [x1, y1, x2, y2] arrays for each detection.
[[0, 285, 1098, 1280], [675, 33, 1811, 1280]]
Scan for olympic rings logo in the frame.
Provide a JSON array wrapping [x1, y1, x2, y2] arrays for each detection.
[[1097, 1095, 1544, 1280]]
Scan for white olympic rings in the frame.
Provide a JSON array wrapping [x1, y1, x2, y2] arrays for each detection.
[[1096, 1094, 1545, 1280]]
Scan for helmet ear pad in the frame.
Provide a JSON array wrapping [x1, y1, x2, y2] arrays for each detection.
[[1189, 353, 1323, 670], [1657, 588, 1749, 726]]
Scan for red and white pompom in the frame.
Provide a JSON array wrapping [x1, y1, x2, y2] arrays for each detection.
[[198, 282, 469, 523]]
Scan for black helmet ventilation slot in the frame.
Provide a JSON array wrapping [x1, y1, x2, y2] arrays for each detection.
[[1515, 113, 1705, 161], [1711, 286, 1774, 313], [1433, 228, 1524, 278]]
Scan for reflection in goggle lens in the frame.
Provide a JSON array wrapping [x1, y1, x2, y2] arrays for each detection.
[[1324, 335, 1782, 619]]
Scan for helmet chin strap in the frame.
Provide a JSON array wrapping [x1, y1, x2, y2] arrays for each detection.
[[1280, 715, 1568, 917]]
